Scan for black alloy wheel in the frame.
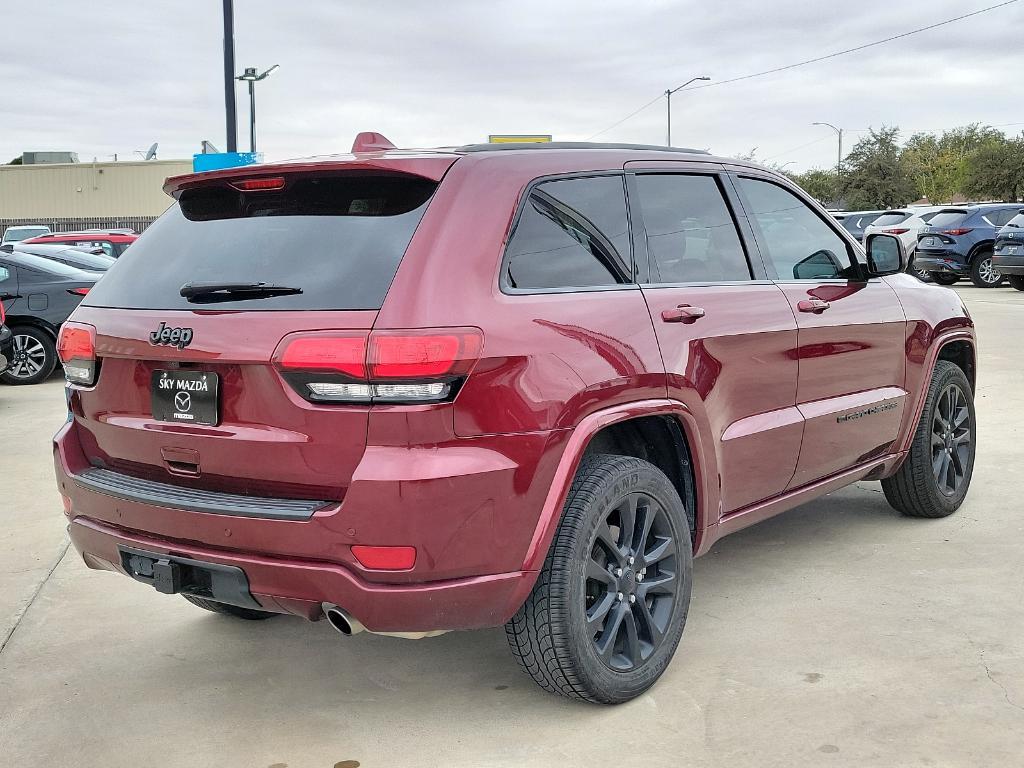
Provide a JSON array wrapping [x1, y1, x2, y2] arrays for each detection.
[[585, 491, 678, 671]]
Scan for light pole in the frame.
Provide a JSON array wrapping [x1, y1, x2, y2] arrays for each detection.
[[222, 0, 237, 152], [665, 76, 710, 147], [237, 65, 279, 153], [812, 121, 844, 181]]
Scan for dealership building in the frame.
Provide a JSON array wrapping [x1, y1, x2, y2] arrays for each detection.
[[0, 157, 191, 236]]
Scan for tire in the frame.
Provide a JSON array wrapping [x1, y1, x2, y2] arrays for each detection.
[[969, 250, 1003, 288], [929, 273, 959, 286], [906, 253, 930, 281], [182, 593, 278, 620], [1008, 275, 1024, 292], [505, 454, 693, 704], [882, 360, 975, 518], [0, 326, 57, 385]]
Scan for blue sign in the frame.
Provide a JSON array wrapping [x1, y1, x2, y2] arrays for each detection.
[[192, 152, 263, 172]]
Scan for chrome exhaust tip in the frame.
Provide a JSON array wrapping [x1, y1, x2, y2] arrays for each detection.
[[324, 605, 366, 636]]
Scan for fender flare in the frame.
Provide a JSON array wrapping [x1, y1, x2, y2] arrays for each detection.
[[519, 399, 712, 572], [967, 240, 994, 263], [896, 329, 976, 455]]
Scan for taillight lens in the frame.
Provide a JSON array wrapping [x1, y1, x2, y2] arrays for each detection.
[[942, 228, 973, 236], [67, 287, 90, 296], [275, 328, 483, 404], [57, 322, 97, 385], [882, 228, 909, 235]]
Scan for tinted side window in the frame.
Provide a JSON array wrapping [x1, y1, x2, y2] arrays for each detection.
[[987, 209, 1018, 226], [0, 266, 9, 283], [505, 175, 631, 290], [738, 177, 853, 280], [635, 174, 750, 283]]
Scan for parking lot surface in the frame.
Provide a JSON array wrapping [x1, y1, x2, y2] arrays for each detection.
[[2, 286, 1022, 768]]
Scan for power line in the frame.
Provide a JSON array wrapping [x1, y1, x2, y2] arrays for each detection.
[[587, 0, 1020, 140]]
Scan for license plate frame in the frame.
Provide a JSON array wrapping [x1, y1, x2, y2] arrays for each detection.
[[151, 369, 219, 426]]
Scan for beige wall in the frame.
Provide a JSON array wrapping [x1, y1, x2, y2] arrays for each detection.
[[0, 160, 191, 218]]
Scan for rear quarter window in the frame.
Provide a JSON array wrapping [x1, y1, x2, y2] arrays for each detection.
[[83, 173, 438, 311], [503, 175, 631, 291]]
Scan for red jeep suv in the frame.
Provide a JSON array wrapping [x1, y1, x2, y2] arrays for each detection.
[[54, 137, 977, 703]]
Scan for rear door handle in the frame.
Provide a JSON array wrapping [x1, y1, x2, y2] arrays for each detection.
[[797, 298, 831, 314], [661, 305, 705, 323]]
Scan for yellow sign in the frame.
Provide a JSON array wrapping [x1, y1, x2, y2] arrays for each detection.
[[488, 135, 553, 144]]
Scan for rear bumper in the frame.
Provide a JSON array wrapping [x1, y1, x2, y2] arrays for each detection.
[[992, 253, 1024, 275], [0, 325, 12, 371], [55, 416, 563, 632], [67, 516, 534, 632], [914, 250, 968, 275]]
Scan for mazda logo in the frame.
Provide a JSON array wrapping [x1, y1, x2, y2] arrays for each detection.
[[174, 391, 191, 412]]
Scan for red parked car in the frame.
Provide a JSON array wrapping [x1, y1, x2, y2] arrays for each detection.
[[24, 229, 137, 258], [54, 137, 977, 703]]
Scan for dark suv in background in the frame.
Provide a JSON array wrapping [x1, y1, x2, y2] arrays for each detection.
[[915, 203, 1021, 287], [993, 210, 1024, 291], [55, 139, 977, 703]]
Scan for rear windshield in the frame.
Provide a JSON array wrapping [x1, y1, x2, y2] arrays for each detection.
[[928, 210, 969, 227], [871, 212, 911, 227], [83, 173, 438, 311], [2, 252, 98, 279]]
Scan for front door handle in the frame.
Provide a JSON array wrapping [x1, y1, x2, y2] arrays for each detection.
[[797, 298, 831, 314], [661, 304, 705, 323]]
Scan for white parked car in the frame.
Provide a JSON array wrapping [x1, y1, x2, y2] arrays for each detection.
[[864, 207, 946, 279], [1, 224, 52, 245]]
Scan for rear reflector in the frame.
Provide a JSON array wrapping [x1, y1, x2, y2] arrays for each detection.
[[230, 176, 286, 191], [57, 322, 97, 385], [351, 545, 417, 570]]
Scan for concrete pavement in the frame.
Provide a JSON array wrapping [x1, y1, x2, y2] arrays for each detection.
[[1, 286, 1022, 767]]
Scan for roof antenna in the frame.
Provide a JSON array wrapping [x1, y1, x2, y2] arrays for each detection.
[[352, 132, 396, 153]]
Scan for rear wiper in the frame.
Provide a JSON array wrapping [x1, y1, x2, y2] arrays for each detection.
[[180, 281, 303, 302]]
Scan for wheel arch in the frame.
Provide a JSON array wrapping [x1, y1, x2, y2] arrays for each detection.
[[896, 330, 976, 456], [967, 240, 994, 263], [4, 316, 59, 339], [520, 400, 712, 573]]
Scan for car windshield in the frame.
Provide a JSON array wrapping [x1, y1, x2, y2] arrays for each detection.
[[871, 212, 911, 226], [928, 210, 969, 227], [3, 227, 50, 242], [1, 251, 99, 279]]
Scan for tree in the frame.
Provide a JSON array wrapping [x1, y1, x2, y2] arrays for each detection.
[[963, 135, 1024, 201], [8, 156, 22, 165], [840, 126, 916, 209], [792, 169, 838, 205]]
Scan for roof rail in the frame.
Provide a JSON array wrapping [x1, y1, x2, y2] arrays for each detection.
[[455, 141, 710, 155]]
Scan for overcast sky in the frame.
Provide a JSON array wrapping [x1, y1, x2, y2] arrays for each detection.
[[2, 0, 1021, 172]]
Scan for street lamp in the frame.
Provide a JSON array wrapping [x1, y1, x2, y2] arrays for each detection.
[[237, 64, 279, 153], [665, 76, 710, 147], [812, 121, 844, 181]]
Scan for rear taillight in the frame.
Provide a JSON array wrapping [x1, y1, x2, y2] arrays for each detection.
[[941, 228, 973, 236], [275, 328, 483, 404], [67, 287, 90, 296], [883, 228, 909, 235], [57, 322, 97, 385]]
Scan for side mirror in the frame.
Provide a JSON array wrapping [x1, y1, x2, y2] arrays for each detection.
[[792, 249, 844, 280], [864, 233, 905, 276]]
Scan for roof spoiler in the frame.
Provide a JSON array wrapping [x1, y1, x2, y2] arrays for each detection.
[[351, 132, 397, 153]]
